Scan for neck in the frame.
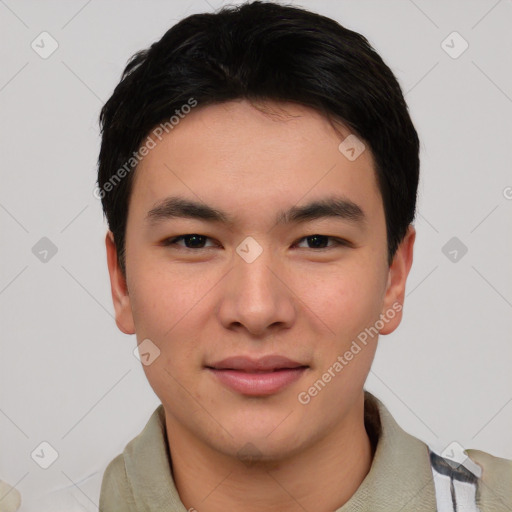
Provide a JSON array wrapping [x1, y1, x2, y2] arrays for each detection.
[[165, 395, 373, 512]]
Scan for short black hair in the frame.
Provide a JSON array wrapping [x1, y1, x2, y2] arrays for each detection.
[[97, 0, 419, 276]]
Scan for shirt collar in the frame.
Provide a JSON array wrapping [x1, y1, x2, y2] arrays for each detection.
[[120, 391, 437, 511], [336, 392, 437, 511]]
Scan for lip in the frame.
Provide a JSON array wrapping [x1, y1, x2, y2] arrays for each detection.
[[205, 355, 309, 396], [207, 355, 306, 372]]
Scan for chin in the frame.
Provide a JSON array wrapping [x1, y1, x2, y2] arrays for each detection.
[[208, 424, 312, 466]]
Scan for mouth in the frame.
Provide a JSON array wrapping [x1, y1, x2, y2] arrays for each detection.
[[205, 355, 309, 396]]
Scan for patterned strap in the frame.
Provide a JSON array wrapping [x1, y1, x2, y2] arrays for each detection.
[[429, 450, 481, 511]]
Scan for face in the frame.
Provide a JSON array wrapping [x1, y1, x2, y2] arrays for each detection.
[[106, 99, 414, 463]]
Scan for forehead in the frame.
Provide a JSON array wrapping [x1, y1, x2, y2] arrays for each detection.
[[128, 99, 382, 226]]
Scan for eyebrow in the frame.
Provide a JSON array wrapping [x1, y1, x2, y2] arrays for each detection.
[[145, 195, 365, 227]]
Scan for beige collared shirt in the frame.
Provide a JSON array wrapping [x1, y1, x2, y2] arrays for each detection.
[[99, 392, 511, 511]]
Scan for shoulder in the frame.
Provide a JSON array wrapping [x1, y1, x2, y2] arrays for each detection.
[[99, 405, 167, 511], [428, 447, 511, 511], [466, 449, 512, 510], [99, 453, 136, 512]]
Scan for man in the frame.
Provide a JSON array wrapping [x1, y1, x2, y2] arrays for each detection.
[[96, 1, 511, 510]]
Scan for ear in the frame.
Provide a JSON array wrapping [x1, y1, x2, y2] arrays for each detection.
[[379, 225, 415, 335], [105, 231, 135, 335]]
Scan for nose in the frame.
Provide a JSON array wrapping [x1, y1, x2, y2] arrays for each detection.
[[217, 246, 297, 338]]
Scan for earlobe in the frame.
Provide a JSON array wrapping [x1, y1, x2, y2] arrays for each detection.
[[105, 231, 136, 335], [379, 225, 415, 335]]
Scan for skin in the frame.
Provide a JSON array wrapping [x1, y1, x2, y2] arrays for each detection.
[[106, 99, 415, 511]]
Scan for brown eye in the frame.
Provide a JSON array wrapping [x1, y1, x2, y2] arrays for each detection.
[[295, 235, 350, 249], [163, 234, 217, 249]]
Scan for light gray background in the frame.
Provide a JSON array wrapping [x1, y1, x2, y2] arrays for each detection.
[[1, 0, 511, 510]]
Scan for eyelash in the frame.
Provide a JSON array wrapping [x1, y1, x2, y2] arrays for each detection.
[[161, 234, 352, 251]]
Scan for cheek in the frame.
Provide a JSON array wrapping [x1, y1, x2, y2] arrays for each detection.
[[127, 268, 207, 386], [130, 267, 205, 406], [128, 261, 199, 336], [298, 261, 386, 342]]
